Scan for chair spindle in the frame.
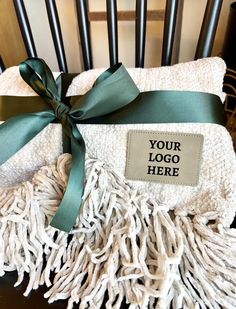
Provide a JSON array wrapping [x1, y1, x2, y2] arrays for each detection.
[[161, 0, 179, 66], [195, 0, 223, 59], [76, 0, 93, 70], [13, 0, 37, 58], [45, 0, 68, 72], [106, 0, 118, 66], [0, 56, 6, 74], [135, 0, 147, 68]]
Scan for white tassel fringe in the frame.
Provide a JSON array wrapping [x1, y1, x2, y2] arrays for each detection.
[[0, 154, 236, 308]]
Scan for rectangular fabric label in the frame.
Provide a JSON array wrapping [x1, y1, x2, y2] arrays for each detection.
[[125, 130, 204, 186]]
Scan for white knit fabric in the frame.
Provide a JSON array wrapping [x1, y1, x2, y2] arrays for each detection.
[[1, 57, 236, 309], [67, 56, 226, 102]]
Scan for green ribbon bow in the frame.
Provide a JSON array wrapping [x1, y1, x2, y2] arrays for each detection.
[[0, 58, 226, 232], [0, 58, 139, 232]]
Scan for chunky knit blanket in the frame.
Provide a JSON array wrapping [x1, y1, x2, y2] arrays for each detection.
[[0, 57, 236, 309]]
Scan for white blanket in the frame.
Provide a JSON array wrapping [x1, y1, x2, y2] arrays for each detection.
[[0, 57, 235, 226], [0, 57, 236, 309]]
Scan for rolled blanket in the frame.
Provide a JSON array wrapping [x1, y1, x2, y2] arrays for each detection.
[[0, 57, 236, 309]]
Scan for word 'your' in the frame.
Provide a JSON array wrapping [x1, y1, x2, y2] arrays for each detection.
[[147, 139, 181, 177]]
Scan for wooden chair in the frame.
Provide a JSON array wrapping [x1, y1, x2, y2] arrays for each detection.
[[0, 0, 223, 73]]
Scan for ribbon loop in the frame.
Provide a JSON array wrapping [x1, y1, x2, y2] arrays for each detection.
[[69, 63, 140, 121], [20, 58, 72, 125], [20, 58, 59, 102]]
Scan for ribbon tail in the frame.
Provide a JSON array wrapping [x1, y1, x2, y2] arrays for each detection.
[[50, 122, 85, 232], [0, 111, 55, 165]]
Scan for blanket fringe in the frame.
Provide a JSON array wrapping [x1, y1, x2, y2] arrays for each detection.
[[174, 211, 236, 309], [0, 154, 236, 308]]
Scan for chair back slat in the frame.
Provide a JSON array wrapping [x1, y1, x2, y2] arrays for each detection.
[[135, 0, 147, 68], [0, 56, 6, 74], [161, 0, 179, 66], [76, 0, 93, 70], [195, 0, 222, 60], [12, 1, 223, 71], [13, 0, 37, 58], [45, 0, 68, 72], [106, 0, 118, 66], [89, 10, 164, 21]]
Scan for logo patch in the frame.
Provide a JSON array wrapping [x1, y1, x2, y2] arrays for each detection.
[[125, 130, 203, 186]]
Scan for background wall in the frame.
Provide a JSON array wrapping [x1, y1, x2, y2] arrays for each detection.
[[0, 0, 233, 71], [0, 0, 27, 66]]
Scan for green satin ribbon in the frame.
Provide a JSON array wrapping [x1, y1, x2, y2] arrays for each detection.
[[0, 58, 227, 232], [0, 59, 139, 232]]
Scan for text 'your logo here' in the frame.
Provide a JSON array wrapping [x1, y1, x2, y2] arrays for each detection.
[[125, 131, 203, 186]]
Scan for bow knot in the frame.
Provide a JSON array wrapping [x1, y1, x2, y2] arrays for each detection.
[[54, 102, 70, 123]]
